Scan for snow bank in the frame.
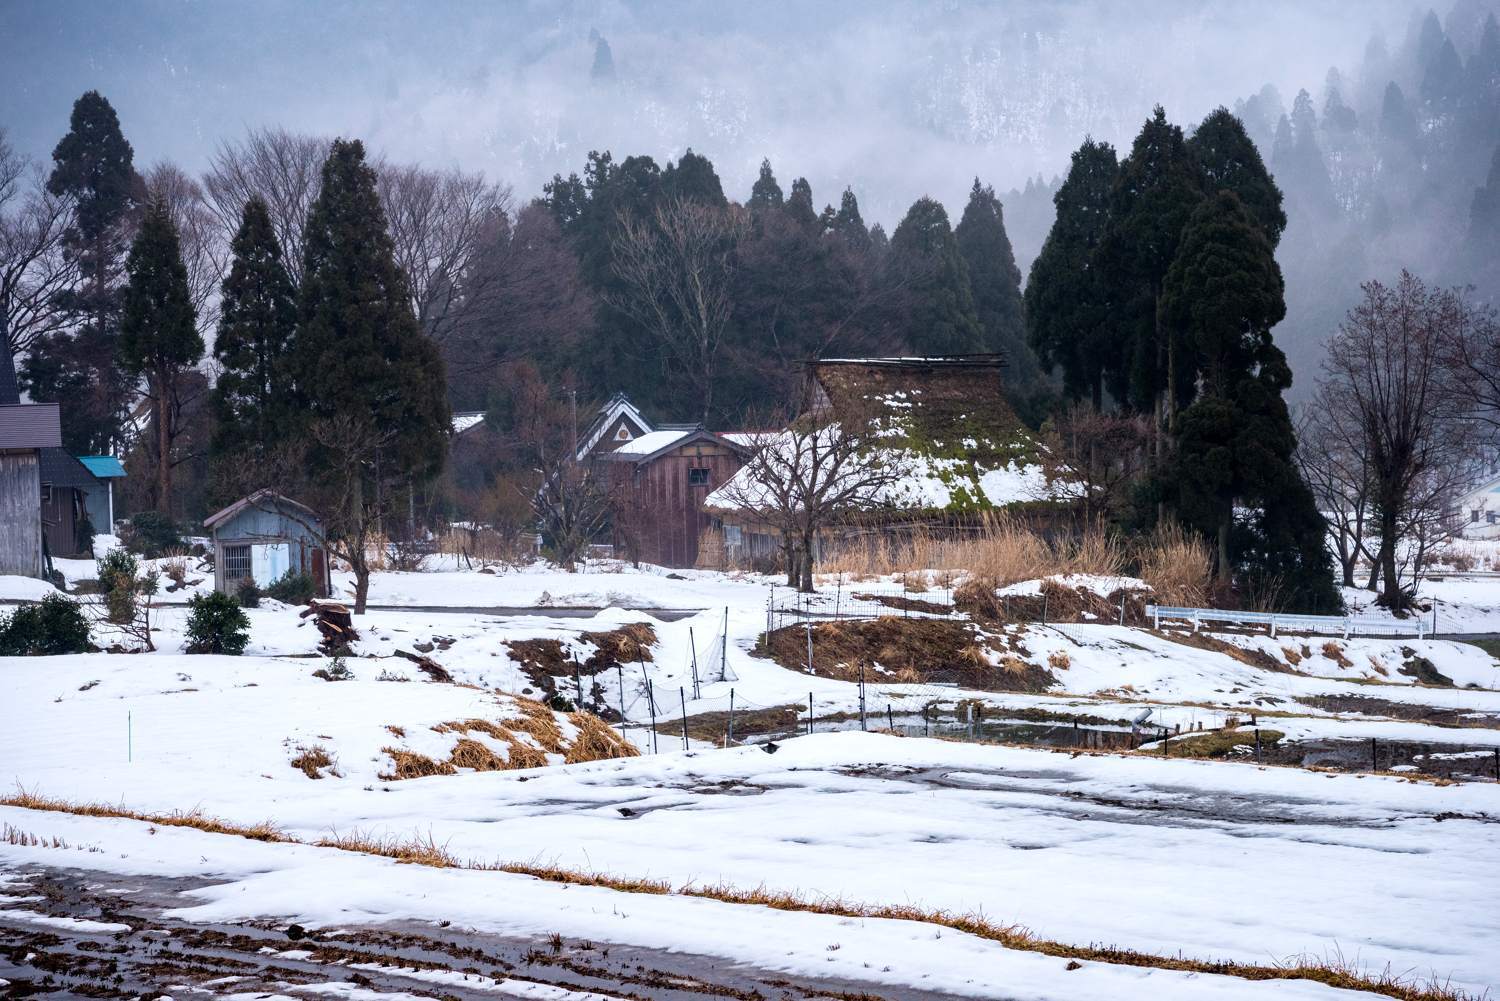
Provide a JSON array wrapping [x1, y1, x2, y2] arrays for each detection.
[[997, 574, 1151, 598]]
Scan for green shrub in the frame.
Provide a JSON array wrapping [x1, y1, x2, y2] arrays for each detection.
[[96, 549, 140, 625], [312, 657, 354, 682], [0, 594, 92, 656], [185, 591, 251, 655], [266, 569, 315, 605], [123, 511, 184, 559], [235, 579, 261, 608]]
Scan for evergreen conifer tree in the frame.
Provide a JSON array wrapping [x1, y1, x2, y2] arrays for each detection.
[[661, 149, 726, 206], [290, 139, 450, 609], [1098, 106, 1203, 419], [1188, 108, 1286, 246], [830, 188, 870, 250], [889, 196, 982, 355], [211, 197, 297, 476], [955, 179, 1044, 397], [1159, 191, 1335, 607], [1025, 138, 1119, 408], [748, 159, 784, 215], [119, 200, 202, 514], [785, 178, 819, 230], [23, 91, 140, 453]]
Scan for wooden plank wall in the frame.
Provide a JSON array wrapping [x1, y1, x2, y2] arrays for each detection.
[[0, 453, 43, 577], [618, 442, 742, 568]]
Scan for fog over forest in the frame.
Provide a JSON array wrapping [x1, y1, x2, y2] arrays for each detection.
[[3, 0, 1498, 393]]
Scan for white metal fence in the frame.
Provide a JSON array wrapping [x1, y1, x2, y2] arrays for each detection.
[[1146, 604, 1430, 639]]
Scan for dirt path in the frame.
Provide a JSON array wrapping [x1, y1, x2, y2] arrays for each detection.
[[0, 864, 978, 1001]]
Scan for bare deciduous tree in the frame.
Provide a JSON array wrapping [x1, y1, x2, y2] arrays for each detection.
[[609, 196, 748, 422], [0, 131, 75, 356], [1436, 289, 1500, 434], [711, 414, 904, 592], [1043, 405, 1152, 523], [1296, 386, 1374, 589], [1319, 271, 1477, 611], [203, 127, 329, 287], [377, 163, 511, 345], [532, 454, 610, 570], [145, 162, 228, 332]]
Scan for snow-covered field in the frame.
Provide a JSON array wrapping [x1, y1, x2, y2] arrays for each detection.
[[3, 559, 1500, 998]]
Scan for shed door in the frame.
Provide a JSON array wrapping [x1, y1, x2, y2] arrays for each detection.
[[252, 543, 289, 587]]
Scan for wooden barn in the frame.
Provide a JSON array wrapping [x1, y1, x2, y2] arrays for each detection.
[[204, 490, 331, 597], [0, 402, 62, 578], [39, 449, 102, 558], [598, 425, 747, 568]]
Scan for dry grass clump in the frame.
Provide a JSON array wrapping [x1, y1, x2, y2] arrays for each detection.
[[1135, 521, 1213, 606], [317, 828, 462, 867], [564, 710, 639, 763], [0, 788, 287, 842], [383, 697, 637, 780], [289, 744, 339, 780], [1322, 641, 1354, 668], [821, 515, 1127, 587], [379, 748, 457, 780], [1047, 650, 1071, 670]]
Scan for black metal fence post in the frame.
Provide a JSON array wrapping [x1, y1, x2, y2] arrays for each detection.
[[887, 703, 894, 731], [646, 679, 658, 754], [616, 664, 625, 724], [728, 687, 736, 744], [679, 686, 689, 750], [808, 692, 813, 736]]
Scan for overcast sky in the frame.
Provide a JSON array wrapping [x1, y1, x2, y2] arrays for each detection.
[[1, 0, 1410, 225]]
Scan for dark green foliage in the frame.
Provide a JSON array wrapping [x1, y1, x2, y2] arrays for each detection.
[[25, 90, 140, 454], [661, 148, 726, 206], [120, 199, 203, 513], [1025, 138, 1119, 408], [786, 177, 818, 231], [185, 590, 251, 655], [748, 159, 784, 214], [1100, 106, 1204, 414], [290, 139, 450, 482], [1163, 191, 1285, 397], [829, 188, 870, 250], [122, 511, 182, 558], [313, 657, 354, 681], [955, 179, 1047, 403], [0, 594, 92, 656], [235, 579, 261, 609], [212, 197, 297, 472], [889, 196, 983, 355], [266, 569, 315, 605], [120, 201, 201, 378], [96, 548, 140, 624], [47, 90, 137, 271], [1380, 82, 1419, 148], [1188, 108, 1286, 246]]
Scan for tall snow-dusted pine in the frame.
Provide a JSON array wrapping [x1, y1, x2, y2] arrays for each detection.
[[211, 196, 297, 479], [119, 200, 203, 515]]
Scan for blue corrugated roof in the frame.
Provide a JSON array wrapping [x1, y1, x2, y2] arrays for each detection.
[[78, 455, 126, 478]]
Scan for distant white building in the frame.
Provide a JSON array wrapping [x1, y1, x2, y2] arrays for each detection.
[[1456, 472, 1500, 538]]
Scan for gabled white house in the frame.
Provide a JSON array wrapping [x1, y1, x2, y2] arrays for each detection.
[[1457, 472, 1500, 538]]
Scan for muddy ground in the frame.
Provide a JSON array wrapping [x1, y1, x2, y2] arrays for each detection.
[[0, 865, 978, 1001]]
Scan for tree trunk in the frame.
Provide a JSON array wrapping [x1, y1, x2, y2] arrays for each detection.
[[353, 559, 370, 615], [1378, 509, 1402, 611], [783, 539, 797, 587], [154, 376, 172, 516], [1217, 516, 1231, 585], [798, 531, 815, 593]]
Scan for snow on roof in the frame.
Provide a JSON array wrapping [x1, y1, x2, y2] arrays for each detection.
[[609, 428, 694, 456], [451, 411, 485, 434], [576, 393, 652, 459]]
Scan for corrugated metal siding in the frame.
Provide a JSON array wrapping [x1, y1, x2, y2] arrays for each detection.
[[0, 453, 43, 577], [0, 404, 61, 450]]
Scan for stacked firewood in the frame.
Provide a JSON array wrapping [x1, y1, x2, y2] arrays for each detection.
[[300, 599, 357, 655]]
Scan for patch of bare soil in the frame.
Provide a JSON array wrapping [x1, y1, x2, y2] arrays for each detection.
[[508, 623, 658, 699], [0, 865, 971, 1000], [1153, 630, 1301, 674], [758, 619, 1056, 693], [955, 578, 1151, 626], [1297, 694, 1500, 729]]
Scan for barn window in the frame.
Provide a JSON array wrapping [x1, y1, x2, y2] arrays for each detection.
[[223, 544, 252, 582], [688, 467, 710, 486], [1489, 512, 1497, 526]]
